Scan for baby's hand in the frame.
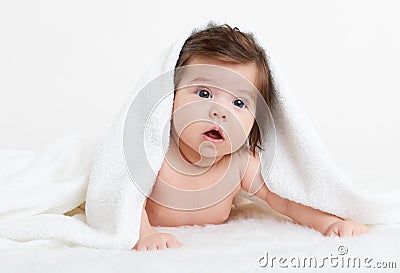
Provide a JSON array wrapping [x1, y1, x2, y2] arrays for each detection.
[[324, 219, 368, 237], [133, 232, 182, 251]]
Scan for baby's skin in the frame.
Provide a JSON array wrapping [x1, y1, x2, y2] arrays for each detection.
[[133, 56, 368, 251]]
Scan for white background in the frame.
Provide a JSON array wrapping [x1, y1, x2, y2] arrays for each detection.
[[1, 0, 399, 188]]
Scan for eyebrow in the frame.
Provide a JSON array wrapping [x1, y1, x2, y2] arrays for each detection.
[[188, 77, 213, 84], [237, 88, 255, 101], [188, 77, 255, 100]]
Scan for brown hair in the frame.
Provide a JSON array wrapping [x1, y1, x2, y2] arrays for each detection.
[[174, 22, 276, 156]]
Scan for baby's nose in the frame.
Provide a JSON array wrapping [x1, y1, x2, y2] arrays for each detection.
[[212, 111, 226, 119], [209, 104, 228, 120]]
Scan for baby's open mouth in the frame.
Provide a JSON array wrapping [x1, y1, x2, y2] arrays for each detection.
[[203, 129, 224, 140]]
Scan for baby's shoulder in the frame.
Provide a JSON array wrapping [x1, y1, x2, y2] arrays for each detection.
[[233, 147, 261, 176]]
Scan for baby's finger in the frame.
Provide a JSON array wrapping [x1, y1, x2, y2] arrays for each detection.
[[328, 231, 339, 237], [147, 243, 158, 251], [136, 244, 147, 251], [352, 229, 362, 236], [339, 226, 353, 237], [157, 241, 167, 250], [325, 225, 338, 237], [356, 226, 369, 236], [166, 238, 182, 248]]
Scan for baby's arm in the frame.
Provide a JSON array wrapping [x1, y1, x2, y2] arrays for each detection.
[[132, 198, 182, 251], [241, 152, 368, 237]]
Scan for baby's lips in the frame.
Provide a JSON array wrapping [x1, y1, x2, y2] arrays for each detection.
[[205, 125, 226, 140]]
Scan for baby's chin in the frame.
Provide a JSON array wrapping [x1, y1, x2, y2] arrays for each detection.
[[197, 141, 244, 158]]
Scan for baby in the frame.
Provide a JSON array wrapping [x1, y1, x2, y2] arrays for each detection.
[[133, 23, 368, 251]]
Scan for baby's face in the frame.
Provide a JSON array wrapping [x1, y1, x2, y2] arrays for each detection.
[[172, 56, 258, 158]]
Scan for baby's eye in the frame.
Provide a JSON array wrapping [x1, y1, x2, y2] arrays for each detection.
[[233, 99, 246, 108], [197, 88, 212, 98]]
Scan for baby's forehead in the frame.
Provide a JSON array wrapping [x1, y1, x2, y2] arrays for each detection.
[[177, 64, 258, 99]]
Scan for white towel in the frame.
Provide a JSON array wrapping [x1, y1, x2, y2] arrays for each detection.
[[1, 21, 399, 250]]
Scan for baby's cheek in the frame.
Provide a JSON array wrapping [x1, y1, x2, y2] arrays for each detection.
[[227, 124, 249, 150], [239, 115, 254, 136]]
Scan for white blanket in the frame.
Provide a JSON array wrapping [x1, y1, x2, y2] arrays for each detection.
[[2, 202, 399, 273], [1, 21, 400, 250], [2, 203, 400, 273]]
